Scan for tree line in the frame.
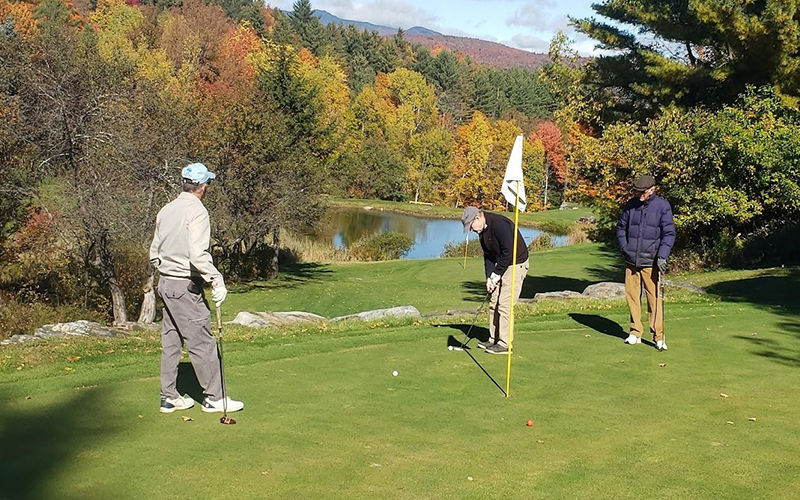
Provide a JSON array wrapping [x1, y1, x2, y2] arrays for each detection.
[[0, 0, 569, 331]]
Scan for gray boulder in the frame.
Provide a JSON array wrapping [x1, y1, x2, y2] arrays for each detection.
[[2, 320, 121, 346], [582, 282, 626, 299], [529, 291, 584, 303], [331, 306, 421, 322], [228, 311, 326, 328], [34, 320, 119, 339]]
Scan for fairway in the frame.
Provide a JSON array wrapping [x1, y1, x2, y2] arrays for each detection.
[[2, 246, 799, 499]]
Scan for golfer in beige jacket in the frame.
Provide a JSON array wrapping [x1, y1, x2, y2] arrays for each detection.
[[149, 163, 243, 414]]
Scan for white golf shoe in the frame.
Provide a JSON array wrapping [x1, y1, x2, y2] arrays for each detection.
[[160, 395, 195, 414], [624, 334, 641, 345], [656, 340, 668, 351], [201, 396, 244, 413]]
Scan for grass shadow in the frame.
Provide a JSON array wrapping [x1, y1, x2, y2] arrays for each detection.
[[707, 271, 800, 366], [436, 323, 490, 344], [0, 388, 118, 500], [569, 313, 655, 347], [176, 362, 205, 403], [235, 263, 335, 293]]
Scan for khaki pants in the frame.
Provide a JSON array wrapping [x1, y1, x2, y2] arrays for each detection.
[[159, 277, 222, 400], [488, 260, 529, 347], [624, 265, 664, 341]]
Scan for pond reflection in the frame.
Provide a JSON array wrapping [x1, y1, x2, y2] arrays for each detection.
[[314, 209, 567, 260]]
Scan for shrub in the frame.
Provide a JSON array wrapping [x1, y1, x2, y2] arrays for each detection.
[[528, 234, 554, 252], [441, 239, 484, 258], [348, 232, 414, 261]]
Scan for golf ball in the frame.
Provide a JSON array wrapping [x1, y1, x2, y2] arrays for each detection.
[[448, 345, 454, 351], [392, 370, 398, 377]]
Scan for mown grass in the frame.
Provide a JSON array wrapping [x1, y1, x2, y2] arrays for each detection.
[[1, 244, 799, 499]]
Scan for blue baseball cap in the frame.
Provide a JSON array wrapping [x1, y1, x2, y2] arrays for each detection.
[[182, 163, 216, 184]]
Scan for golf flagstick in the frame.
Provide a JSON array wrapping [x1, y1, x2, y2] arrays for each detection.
[[505, 180, 520, 398], [216, 305, 235, 425]]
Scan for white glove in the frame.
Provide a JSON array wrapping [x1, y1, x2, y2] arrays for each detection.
[[486, 278, 496, 293], [489, 273, 501, 286], [211, 284, 228, 307]]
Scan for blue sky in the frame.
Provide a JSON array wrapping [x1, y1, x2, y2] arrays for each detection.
[[266, 0, 605, 55]]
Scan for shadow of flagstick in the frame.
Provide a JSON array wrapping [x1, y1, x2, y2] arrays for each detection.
[[463, 347, 507, 397]]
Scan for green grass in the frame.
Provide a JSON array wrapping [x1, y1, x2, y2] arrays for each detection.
[[2, 245, 799, 499], [326, 196, 594, 230]]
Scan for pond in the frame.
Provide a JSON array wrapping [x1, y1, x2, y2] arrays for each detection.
[[316, 209, 568, 260]]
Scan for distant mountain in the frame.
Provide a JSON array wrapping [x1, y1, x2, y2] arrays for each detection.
[[285, 9, 549, 70], [404, 33, 550, 70]]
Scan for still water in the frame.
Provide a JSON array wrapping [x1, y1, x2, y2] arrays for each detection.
[[321, 209, 567, 260]]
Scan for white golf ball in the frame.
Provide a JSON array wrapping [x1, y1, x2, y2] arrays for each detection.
[[448, 345, 454, 351], [392, 370, 398, 377]]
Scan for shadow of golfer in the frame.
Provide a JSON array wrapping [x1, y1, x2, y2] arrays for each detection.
[[569, 313, 656, 347], [436, 323, 490, 343], [176, 362, 205, 402]]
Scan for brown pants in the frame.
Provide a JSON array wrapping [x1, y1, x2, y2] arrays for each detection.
[[624, 265, 664, 341], [488, 260, 529, 348]]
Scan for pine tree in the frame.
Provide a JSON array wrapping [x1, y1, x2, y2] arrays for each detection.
[[574, 0, 800, 118]]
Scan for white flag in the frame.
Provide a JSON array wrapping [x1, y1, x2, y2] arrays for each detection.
[[501, 135, 526, 211]]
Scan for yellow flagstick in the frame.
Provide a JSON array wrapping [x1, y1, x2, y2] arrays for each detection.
[[462, 233, 469, 269], [505, 180, 520, 398]]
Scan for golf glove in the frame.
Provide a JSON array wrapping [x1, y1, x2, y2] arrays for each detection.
[[657, 257, 668, 275], [486, 273, 501, 293], [212, 284, 228, 307]]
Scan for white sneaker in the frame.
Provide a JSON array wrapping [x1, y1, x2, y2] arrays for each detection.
[[160, 395, 195, 413], [657, 340, 668, 351], [201, 396, 244, 413], [624, 334, 641, 345]]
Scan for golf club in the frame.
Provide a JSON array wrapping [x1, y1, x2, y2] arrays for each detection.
[[215, 305, 236, 425], [451, 292, 491, 350], [660, 275, 667, 351]]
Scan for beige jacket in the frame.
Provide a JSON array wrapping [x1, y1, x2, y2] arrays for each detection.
[[149, 192, 223, 286]]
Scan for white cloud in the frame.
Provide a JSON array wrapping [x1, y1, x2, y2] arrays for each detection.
[[508, 34, 551, 52], [507, 0, 564, 31]]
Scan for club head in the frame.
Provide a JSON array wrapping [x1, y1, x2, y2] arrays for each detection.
[[220, 416, 236, 425]]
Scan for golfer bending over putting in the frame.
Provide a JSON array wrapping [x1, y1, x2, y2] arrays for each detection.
[[461, 206, 529, 355], [616, 174, 675, 351], [149, 163, 244, 414]]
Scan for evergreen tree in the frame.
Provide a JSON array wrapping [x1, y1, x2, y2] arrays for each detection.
[[574, 0, 800, 118]]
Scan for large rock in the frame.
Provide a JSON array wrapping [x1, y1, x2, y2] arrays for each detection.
[[2, 320, 120, 346], [331, 306, 421, 322], [529, 291, 584, 303], [582, 282, 626, 299], [34, 320, 119, 339], [228, 311, 326, 328]]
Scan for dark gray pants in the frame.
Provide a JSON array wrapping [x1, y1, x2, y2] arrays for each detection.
[[158, 277, 222, 400]]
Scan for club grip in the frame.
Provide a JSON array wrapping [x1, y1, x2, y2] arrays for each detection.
[[216, 305, 222, 332]]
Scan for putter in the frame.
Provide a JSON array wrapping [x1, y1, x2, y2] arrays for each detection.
[[216, 306, 236, 425], [452, 292, 491, 350], [659, 276, 667, 351]]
